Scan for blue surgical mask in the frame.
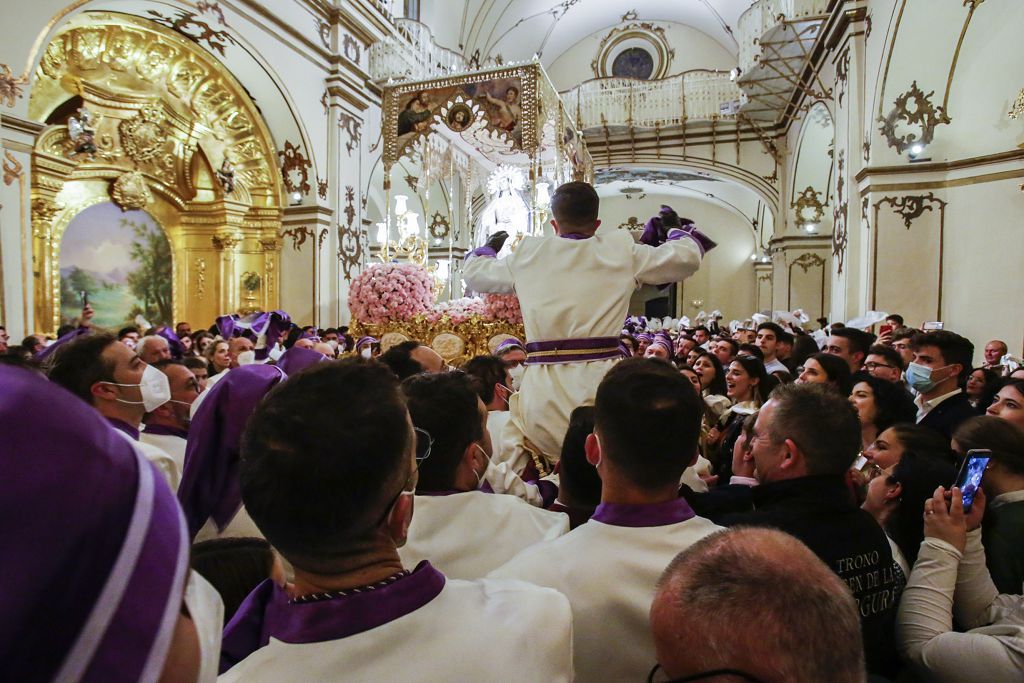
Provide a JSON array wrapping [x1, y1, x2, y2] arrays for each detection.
[[905, 362, 952, 393]]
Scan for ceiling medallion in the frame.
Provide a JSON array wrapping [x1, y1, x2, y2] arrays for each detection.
[[878, 81, 951, 154], [111, 171, 153, 211], [119, 106, 168, 164], [591, 22, 674, 80]]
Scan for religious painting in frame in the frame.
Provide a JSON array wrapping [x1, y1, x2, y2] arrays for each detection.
[[59, 202, 173, 329]]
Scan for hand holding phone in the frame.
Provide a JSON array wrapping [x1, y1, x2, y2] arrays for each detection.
[[953, 449, 991, 513]]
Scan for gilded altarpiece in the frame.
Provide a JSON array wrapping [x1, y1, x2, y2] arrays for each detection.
[[28, 13, 283, 334]]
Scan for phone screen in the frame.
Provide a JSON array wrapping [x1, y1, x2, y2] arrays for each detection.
[[955, 450, 991, 512], [922, 321, 944, 331], [879, 323, 894, 337]]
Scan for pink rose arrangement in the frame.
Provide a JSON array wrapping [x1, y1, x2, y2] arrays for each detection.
[[427, 297, 488, 324], [348, 262, 435, 324], [483, 293, 523, 324]]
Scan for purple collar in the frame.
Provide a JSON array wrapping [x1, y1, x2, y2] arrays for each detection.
[[105, 417, 140, 441], [591, 497, 695, 527], [220, 561, 445, 673], [142, 423, 189, 439], [558, 232, 593, 240]]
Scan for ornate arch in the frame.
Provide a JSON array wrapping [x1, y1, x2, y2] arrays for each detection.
[[29, 11, 283, 333]]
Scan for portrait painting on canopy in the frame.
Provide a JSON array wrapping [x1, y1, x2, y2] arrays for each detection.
[[392, 75, 524, 156], [59, 201, 173, 329]]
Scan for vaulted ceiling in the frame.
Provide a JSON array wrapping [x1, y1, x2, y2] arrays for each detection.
[[421, 0, 752, 67]]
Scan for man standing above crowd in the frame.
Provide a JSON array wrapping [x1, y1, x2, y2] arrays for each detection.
[[490, 359, 722, 682], [463, 183, 714, 468]]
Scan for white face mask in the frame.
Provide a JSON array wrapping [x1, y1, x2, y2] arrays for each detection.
[[508, 364, 526, 391], [103, 364, 171, 412], [236, 350, 257, 366], [183, 570, 224, 683], [327, 339, 339, 351], [360, 347, 373, 359], [473, 443, 493, 489]]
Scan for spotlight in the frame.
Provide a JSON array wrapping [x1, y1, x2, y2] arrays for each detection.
[[291, 191, 302, 205], [760, 254, 770, 263], [803, 222, 819, 233], [908, 142, 928, 161], [750, 253, 757, 262]]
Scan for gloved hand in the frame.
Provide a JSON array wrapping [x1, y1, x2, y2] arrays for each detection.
[[485, 230, 509, 253], [681, 226, 717, 254], [640, 216, 666, 247]]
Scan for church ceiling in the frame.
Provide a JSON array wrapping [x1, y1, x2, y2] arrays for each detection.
[[433, 0, 751, 66]]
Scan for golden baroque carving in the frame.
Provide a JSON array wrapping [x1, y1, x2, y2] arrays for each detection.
[[790, 252, 826, 272], [351, 317, 527, 367], [194, 257, 207, 300], [0, 63, 27, 107], [3, 151, 23, 186], [1008, 88, 1024, 120], [110, 171, 153, 210], [877, 193, 947, 229], [618, 216, 642, 230], [280, 226, 315, 251], [118, 106, 168, 164], [428, 211, 450, 240], [792, 186, 825, 226], [211, 232, 243, 250], [31, 198, 64, 240], [146, 9, 237, 57], [431, 333, 465, 361], [278, 141, 312, 196], [879, 81, 952, 154]]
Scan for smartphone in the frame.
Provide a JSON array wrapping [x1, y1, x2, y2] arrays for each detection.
[[879, 323, 894, 337], [922, 321, 944, 331], [80, 290, 89, 307], [954, 449, 991, 513]]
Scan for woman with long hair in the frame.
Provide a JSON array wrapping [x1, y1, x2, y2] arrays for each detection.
[[849, 372, 917, 450], [691, 348, 730, 419], [797, 352, 852, 395], [707, 355, 777, 481]]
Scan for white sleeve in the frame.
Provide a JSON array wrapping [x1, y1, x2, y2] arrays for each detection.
[[462, 250, 515, 294], [631, 233, 702, 287], [953, 529, 1004, 629]]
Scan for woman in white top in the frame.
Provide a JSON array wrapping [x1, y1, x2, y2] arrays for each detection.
[[691, 348, 731, 420], [897, 486, 1024, 683]]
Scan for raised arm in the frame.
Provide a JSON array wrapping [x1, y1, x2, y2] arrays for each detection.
[[632, 227, 712, 286], [463, 230, 515, 294]]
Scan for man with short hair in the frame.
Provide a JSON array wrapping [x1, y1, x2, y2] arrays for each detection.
[[489, 359, 722, 683], [826, 327, 875, 372], [228, 336, 254, 367], [864, 344, 905, 383], [461, 355, 513, 454], [220, 361, 573, 681], [117, 326, 141, 350], [380, 340, 446, 378], [174, 321, 192, 339], [183, 356, 209, 388], [399, 372, 568, 579], [46, 333, 179, 490], [713, 338, 738, 367], [776, 328, 795, 369], [984, 339, 1009, 372], [21, 335, 44, 356], [464, 184, 713, 469], [696, 383, 904, 677], [909, 330, 978, 440], [756, 322, 788, 375], [692, 325, 710, 347], [885, 313, 905, 328], [141, 359, 200, 473], [891, 327, 918, 366], [650, 527, 866, 683], [137, 334, 171, 364]]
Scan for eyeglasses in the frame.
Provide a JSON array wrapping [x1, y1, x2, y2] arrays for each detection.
[[864, 362, 896, 371], [413, 426, 433, 463], [647, 663, 766, 683]]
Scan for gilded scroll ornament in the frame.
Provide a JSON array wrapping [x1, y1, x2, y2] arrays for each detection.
[[1008, 88, 1024, 119], [877, 193, 947, 229], [338, 113, 362, 156], [790, 252, 826, 272], [119, 106, 167, 163], [278, 141, 312, 196], [211, 232, 242, 250], [217, 156, 236, 194], [146, 9, 237, 56], [111, 171, 153, 211], [618, 216, 642, 230], [342, 34, 361, 63], [194, 257, 207, 300], [428, 212, 450, 240], [196, 1, 227, 25], [338, 186, 363, 279], [879, 81, 951, 154], [792, 186, 825, 226], [0, 64, 27, 107], [835, 49, 850, 108], [3, 151, 23, 186], [280, 226, 315, 251]]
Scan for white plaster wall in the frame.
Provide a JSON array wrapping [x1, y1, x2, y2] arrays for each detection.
[[596, 194, 757, 320], [546, 21, 736, 92]]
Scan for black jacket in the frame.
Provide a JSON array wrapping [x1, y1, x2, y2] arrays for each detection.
[[692, 475, 906, 678], [917, 391, 978, 442]]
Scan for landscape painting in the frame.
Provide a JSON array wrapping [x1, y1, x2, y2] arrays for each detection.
[[59, 202, 172, 330]]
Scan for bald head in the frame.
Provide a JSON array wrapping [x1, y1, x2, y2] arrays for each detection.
[[650, 527, 865, 683], [137, 335, 170, 364]]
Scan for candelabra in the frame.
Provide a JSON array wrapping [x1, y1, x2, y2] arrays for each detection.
[[375, 194, 428, 266]]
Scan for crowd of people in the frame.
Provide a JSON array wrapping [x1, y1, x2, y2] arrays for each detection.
[[2, 182, 1023, 682]]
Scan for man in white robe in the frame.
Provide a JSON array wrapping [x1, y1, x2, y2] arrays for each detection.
[[489, 359, 722, 683], [141, 359, 200, 474], [464, 184, 714, 468], [220, 361, 572, 681], [47, 332, 180, 490], [398, 372, 568, 579]]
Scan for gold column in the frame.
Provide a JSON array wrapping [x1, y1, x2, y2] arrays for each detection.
[[258, 238, 281, 311], [211, 232, 243, 316]]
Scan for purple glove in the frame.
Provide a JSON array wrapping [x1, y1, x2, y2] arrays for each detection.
[[640, 216, 667, 247]]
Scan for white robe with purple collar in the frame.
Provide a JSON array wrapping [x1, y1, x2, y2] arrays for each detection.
[[488, 498, 722, 683], [464, 228, 704, 464]]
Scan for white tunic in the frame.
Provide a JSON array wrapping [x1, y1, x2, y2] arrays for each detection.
[[488, 501, 723, 683], [112, 426, 180, 491], [464, 229, 703, 461], [218, 575, 574, 682], [194, 505, 264, 543], [399, 491, 569, 579], [139, 429, 187, 476]]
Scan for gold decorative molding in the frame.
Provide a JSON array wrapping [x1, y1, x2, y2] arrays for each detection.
[[618, 216, 642, 230], [835, 48, 850, 108], [591, 22, 674, 80], [791, 186, 825, 225], [338, 112, 362, 156], [879, 81, 951, 154], [1009, 88, 1024, 120], [790, 252, 826, 272], [876, 192, 947, 229], [3, 152, 23, 186], [832, 151, 848, 275], [110, 171, 153, 210], [118, 106, 169, 164], [194, 257, 207, 300], [145, 8, 237, 56], [278, 140, 312, 196], [0, 63, 28, 107], [280, 226, 316, 251], [428, 211, 450, 240], [211, 232, 243, 250]]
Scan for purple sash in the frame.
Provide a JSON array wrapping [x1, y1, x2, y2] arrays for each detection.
[[220, 561, 445, 673], [591, 497, 696, 528], [524, 336, 624, 366]]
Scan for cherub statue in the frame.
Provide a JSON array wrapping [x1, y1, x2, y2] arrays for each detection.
[[67, 108, 97, 157], [217, 155, 236, 194]]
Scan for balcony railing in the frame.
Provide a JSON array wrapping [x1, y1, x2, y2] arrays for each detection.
[[369, 18, 468, 83], [560, 71, 744, 130], [737, 0, 830, 73]]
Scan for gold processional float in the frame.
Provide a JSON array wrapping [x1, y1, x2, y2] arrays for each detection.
[[348, 61, 594, 365]]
